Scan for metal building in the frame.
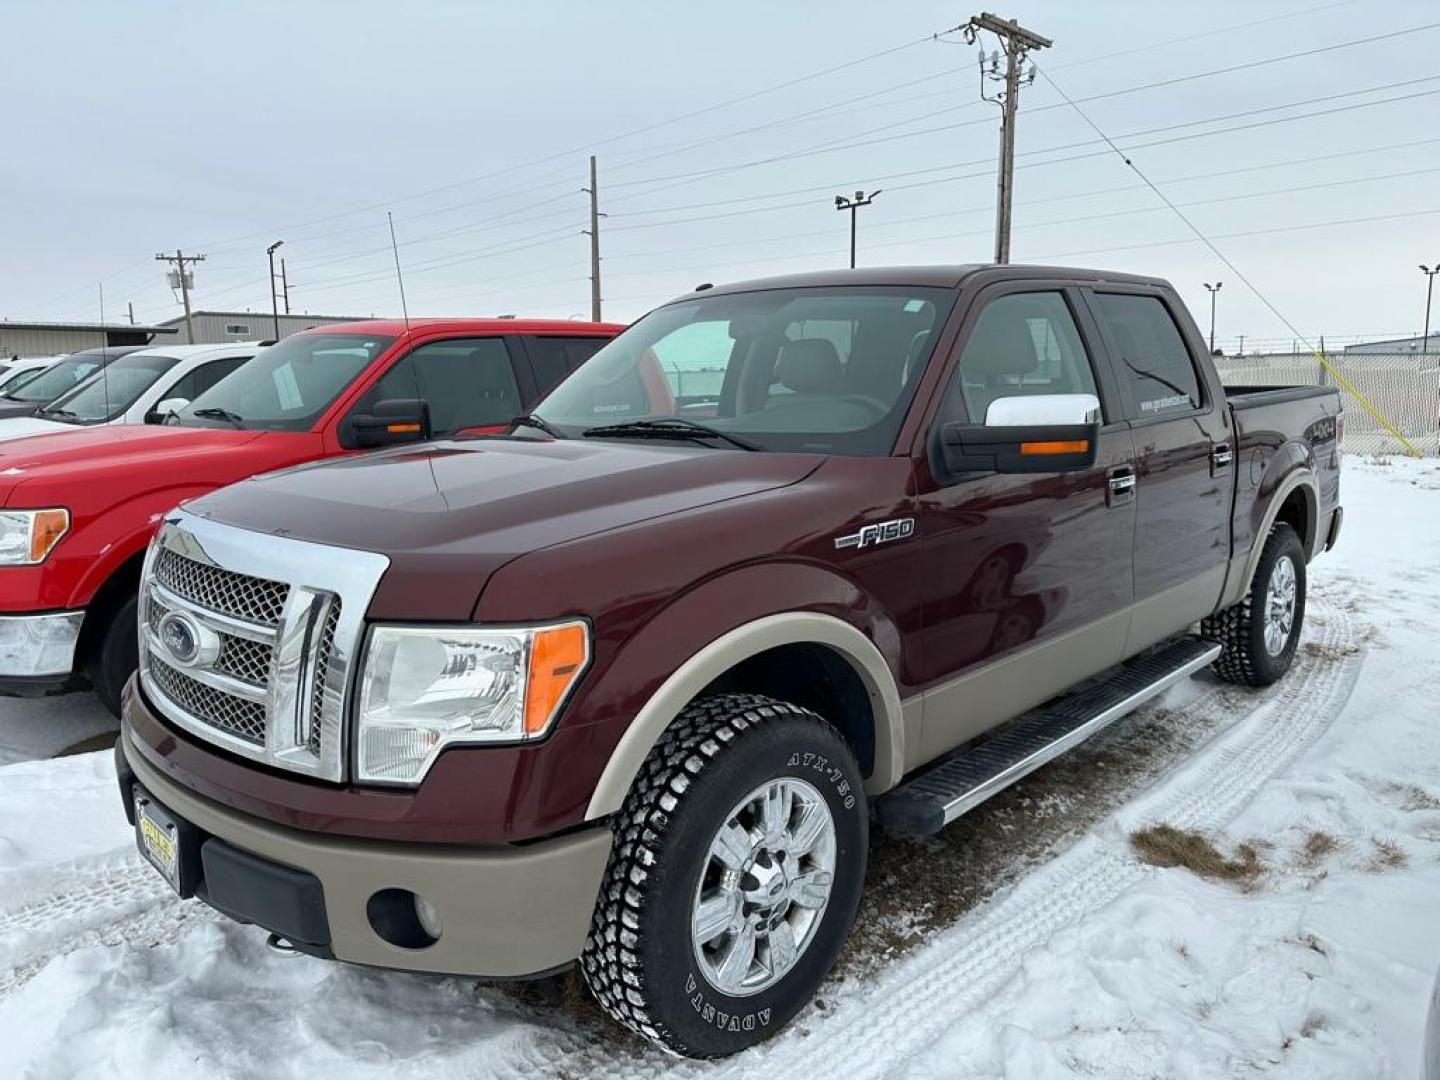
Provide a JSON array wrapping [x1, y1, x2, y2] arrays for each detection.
[[0, 320, 178, 358], [156, 310, 374, 345], [1343, 334, 1440, 354]]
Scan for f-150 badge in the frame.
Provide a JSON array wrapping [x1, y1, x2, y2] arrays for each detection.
[[834, 517, 915, 550]]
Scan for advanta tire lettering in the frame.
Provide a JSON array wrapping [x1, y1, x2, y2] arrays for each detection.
[[580, 693, 867, 1058]]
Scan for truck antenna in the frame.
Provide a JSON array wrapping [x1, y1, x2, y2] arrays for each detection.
[[387, 211, 411, 333]]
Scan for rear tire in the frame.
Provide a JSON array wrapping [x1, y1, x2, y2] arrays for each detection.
[[87, 594, 138, 718], [581, 693, 867, 1058], [1201, 522, 1306, 687]]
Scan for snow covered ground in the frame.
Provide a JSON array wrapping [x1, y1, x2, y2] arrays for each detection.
[[0, 456, 1436, 1079]]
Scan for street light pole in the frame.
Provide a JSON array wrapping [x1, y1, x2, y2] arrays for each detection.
[[834, 190, 880, 268], [1203, 281, 1222, 354], [266, 240, 285, 340], [1421, 264, 1439, 354]]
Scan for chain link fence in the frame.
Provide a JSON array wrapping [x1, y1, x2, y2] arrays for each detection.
[[1215, 352, 1440, 457]]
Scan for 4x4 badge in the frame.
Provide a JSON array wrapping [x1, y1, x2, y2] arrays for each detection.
[[834, 517, 915, 550]]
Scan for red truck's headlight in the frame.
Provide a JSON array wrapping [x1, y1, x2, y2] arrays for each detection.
[[355, 620, 589, 784], [0, 508, 69, 566]]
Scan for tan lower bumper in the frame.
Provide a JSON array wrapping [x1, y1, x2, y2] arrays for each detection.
[[124, 733, 613, 977]]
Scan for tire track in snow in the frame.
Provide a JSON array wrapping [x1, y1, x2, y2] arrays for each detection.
[[692, 589, 1362, 1080]]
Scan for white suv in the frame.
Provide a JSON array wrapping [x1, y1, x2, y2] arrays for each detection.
[[0, 342, 260, 441]]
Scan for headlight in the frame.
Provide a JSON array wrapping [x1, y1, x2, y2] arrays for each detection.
[[356, 620, 589, 784], [0, 509, 69, 566]]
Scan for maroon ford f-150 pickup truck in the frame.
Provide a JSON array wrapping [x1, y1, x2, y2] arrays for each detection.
[[115, 265, 1342, 1057]]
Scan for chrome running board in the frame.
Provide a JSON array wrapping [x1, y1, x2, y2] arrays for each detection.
[[876, 637, 1222, 838]]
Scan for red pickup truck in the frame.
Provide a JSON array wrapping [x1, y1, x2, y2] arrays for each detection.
[[115, 266, 1341, 1057], [0, 318, 621, 713]]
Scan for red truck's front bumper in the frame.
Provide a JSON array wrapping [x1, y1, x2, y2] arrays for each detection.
[[0, 609, 86, 695]]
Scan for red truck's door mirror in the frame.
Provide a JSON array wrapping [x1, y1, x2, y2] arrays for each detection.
[[349, 398, 432, 449], [937, 393, 1100, 476]]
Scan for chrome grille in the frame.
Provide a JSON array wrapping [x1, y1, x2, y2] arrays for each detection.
[[153, 547, 289, 626], [307, 601, 341, 756], [138, 511, 390, 783], [217, 635, 274, 687], [148, 656, 266, 745]]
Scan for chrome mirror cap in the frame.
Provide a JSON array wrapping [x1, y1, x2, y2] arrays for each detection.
[[984, 392, 1100, 427]]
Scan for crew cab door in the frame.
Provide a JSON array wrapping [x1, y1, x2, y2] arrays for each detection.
[[912, 284, 1136, 762], [338, 335, 526, 446], [1081, 287, 1231, 654]]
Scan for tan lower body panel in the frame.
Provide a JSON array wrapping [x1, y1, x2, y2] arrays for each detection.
[[912, 608, 1131, 764], [124, 736, 613, 977]]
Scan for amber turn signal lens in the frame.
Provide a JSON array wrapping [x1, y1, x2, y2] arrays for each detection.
[[1019, 439, 1089, 456], [30, 509, 69, 563], [386, 422, 422, 434], [523, 622, 589, 735]]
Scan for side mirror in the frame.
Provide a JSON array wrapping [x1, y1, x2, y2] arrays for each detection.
[[349, 398, 432, 449], [938, 393, 1100, 475], [145, 397, 189, 424]]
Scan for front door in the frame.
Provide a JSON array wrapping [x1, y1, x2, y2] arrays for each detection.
[[1083, 288, 1231, 654], [911, 285, 1137, 762]]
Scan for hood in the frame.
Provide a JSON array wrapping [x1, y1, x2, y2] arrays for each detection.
[[0, 416, 76, 442], [0, 425, 295, 508], [189, 437, 824, 616]]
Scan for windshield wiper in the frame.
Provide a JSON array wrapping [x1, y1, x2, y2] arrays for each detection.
[[582, 417, 760, 451], [191, 406, 244, 428], [40, 408, 79, 421], [510, 414, 567, 439]]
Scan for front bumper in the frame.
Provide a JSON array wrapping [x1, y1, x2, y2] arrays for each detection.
[[0, 610, 84, 687], [117, 724, 614, 978]]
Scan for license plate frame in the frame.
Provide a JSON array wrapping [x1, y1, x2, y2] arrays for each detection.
[[134, 785, 184, 895]]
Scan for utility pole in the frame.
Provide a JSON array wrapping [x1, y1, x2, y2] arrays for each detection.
[[962, 12, 1051, 264], [155, 249, 205, 343], [127, 301, 135, 326], [1203, 281, 1222, 354], [281, 258, 291, 314], [834, 190, 881, 268], [1238, 333, 1246, 357], [266, 240, 285, 340], [1421, 264, 1439, 354], [584, 155, 603, 322]]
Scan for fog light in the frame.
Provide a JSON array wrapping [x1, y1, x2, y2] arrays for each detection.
[[414, 894, 443, 941]]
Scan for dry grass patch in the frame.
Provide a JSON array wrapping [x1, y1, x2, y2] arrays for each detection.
[[1364, 837, 1408, 872], [1130, 824, 1265, 889], [1297, 830, 1341, 868]]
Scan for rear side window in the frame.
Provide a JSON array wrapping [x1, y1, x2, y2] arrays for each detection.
[[528, 336, 610, 396], [1093, 293, 1202, 418], [362, 337, 521, 436]]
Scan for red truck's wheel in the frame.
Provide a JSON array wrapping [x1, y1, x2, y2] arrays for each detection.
[[1202, 522, 1307, 687], [581, 693, 867, 1058], [86, 594, 137, 718]]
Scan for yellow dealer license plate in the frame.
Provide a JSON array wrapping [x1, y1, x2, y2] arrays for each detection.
[[134, 787, 181, 894]]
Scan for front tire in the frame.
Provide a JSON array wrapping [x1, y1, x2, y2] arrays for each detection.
[[1202, 522, 1306, 687], [581, 693, 867, 1058], [86, 594, 138, 718]]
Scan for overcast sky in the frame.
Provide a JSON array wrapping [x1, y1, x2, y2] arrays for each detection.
[[3, 0, 1438, 350]]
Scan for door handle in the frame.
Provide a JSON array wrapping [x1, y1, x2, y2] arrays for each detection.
[[1106, 465, 1136, 506], [1211, 444, 1233, 471]]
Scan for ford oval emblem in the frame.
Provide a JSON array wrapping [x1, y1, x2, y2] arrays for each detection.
[[158, 611, 202, 666]]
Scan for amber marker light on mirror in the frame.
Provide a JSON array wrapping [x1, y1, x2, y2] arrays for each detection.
[[523, 621, 590, 736], [1019, 439, 1089, 456]]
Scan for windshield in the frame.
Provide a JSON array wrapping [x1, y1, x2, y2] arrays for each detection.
[[0, 365, 45, 395], [535, 286, 954, 455], [173, 332, 394, 431], [38, 353, 180, 423], [3, 354, 110, 403]]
